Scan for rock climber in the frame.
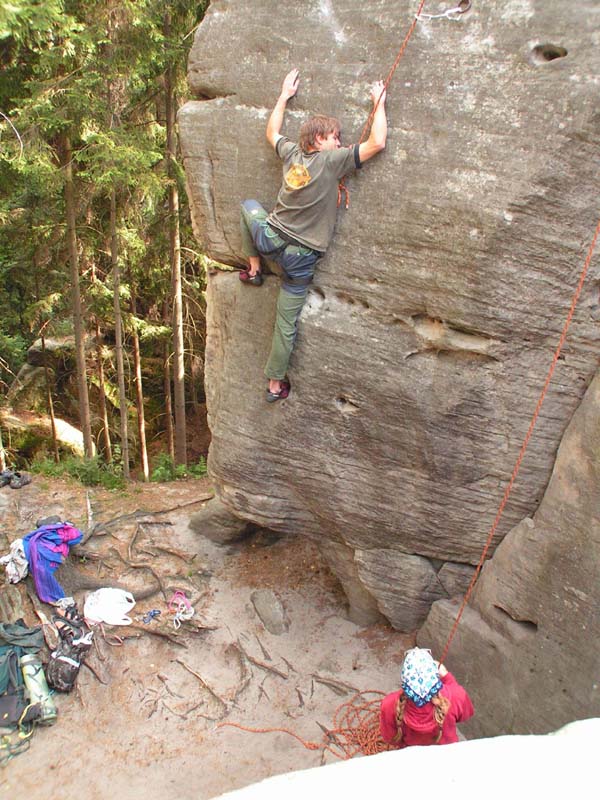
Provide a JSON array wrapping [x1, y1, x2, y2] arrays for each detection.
[[239, 68, 387, 402], [380, 647, 474, 747]]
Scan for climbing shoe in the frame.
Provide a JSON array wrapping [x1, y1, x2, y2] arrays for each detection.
[[266, 381, 290, 403], [239, 269, 263, 286]]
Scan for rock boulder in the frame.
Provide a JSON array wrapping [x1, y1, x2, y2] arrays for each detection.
[[179, 1, 600, 631], [419, 369, 600, 735]]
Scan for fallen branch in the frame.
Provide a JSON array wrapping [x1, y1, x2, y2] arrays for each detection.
[[157, 673, 183, 698], [258, 683, 270, 702], [75, 683, 86, 708], [183, 703, 223, 721], [311, 674, 359, 696], [83, 505, 179, 540], [237, 639, 288, 680], [150, 495, 214, 515], [175, 658, 228, 708], [185, 617, 218, 635], [225, 643, 252, 704], [81, 659, 108, 686], [280, 655, 296, 674], [128, 524, 142, 562], [128, 624, 188, 648], [161, 700, 188, 720], [146, 697, 160, 718], [92, 634, 107, 663], [151, 545, 197, 562], [254, 635, 272, 661], [89, 494, 214, 537], [107, 546, 167, 600]]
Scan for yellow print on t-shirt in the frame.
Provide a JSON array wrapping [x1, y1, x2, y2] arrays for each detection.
[[284, 163, 311, 190]]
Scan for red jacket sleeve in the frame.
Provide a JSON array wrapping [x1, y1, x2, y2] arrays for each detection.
[[442, 672, 475, 724], [380, 691, 402, 744]]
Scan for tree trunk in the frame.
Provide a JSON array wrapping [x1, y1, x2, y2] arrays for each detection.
[[63, 134, 94, 458], [34, 264, 60, 463], [163, 301, 175, 461], [95, 318, 112, 462], [41, 332, 60, 463], [111, 189, 130, 480], [90, 254, 112, 461], [0, 427, 6, 472], [165, 11, 187, 465], [131, 289, 149, 481]]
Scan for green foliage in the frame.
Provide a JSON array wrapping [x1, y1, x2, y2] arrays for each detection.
[[31, 454, 125, 489], [0, 0, 210, 469], [188, 456, 208, 478], [0, 1, 67, 48], [150, 451, 207, 482], [0, 331, 27, 387]]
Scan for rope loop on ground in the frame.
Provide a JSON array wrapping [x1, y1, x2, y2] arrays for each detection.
[[219, 691, 390, 760]]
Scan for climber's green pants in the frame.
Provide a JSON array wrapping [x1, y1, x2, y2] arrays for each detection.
[[264, 288, 309, 381]]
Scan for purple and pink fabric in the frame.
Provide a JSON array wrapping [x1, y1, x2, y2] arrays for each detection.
[[22, 523, 84, 603]]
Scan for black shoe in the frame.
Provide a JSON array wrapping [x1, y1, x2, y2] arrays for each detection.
[[10, 472, 31, 489], [0, 470, 13, 488]]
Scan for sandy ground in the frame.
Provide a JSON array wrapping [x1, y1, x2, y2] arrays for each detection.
[[0, 477, 413, 799]]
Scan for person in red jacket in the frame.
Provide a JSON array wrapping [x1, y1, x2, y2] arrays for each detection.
[[380, 647, 474, 747]]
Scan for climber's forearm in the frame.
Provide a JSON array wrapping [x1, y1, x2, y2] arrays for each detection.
[[358, 81, 387, 163], [266, 96, 289, 147], [369, 101, 387, 149], [267, 69, 299, 148]]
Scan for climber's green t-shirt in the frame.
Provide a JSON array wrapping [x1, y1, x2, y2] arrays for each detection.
[[267, 136, 361, 253]]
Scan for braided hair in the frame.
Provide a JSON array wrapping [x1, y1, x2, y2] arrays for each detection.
[[393, 691, 451, 745]]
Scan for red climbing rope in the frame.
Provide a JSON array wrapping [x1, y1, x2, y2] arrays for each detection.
[[359, 0, 427, 145], [439, 215, 600, 664], [338, 0, 429, 208], [220, 691, 391, 759], [220, 217, 600, 761], [218, 0, 600, 760]]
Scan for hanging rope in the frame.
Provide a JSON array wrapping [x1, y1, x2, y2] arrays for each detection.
[[338, 0, 471, 208], [439, 215, 600, 664], [219, 0, 600, 762], [220, 219, 600, 758], [224, 9, 599, 754]]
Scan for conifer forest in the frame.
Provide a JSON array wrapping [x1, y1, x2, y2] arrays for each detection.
[[0, 1, 210, 483]]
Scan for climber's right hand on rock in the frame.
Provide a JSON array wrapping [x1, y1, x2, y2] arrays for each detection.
[[281, 68, 300, 100]]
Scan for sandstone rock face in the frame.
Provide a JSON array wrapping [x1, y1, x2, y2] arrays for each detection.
[[419, 369, 600, 736], [189, 496, 252, 544], [0, 408, 85, 457], [180, 2, 600, 630]]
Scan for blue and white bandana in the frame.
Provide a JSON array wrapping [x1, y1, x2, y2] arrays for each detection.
[[401, 648, 443, 707]]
